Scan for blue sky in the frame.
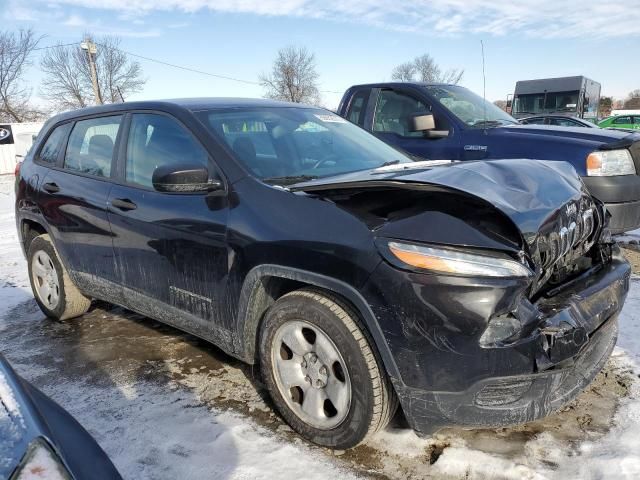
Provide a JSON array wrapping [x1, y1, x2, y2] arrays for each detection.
[[4, 0, 640, 109]]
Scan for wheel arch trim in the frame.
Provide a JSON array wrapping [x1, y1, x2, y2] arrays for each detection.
[[236, 264, 401, 381]]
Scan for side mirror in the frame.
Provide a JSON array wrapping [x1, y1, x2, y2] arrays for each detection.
[[409, 114, 436, 132], [409, 114, 450, 139], [152, 164, 222, 193]]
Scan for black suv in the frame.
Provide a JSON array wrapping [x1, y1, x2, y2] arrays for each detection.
[[15, 99, 630, 449]]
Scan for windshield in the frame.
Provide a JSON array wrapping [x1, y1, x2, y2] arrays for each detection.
[[195, 107, 413, 184], [423, 85, 518, 127], [513, 91, 579, 115]]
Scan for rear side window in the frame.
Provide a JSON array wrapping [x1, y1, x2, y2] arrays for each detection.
[[126, 113, 209, 189], [346, 90, 370, 127], [64, 116, 122, 177], [38, 123, 71, 164]]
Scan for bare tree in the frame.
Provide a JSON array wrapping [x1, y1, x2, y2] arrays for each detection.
[[493, 99, 507, 111], [260, 46, 320, 104], [390, 62, 416, 82], [0, 29, 42, 122], [40, 36, 145, 111], [391, 53, 464, 84], [624, 89, 640, 110]]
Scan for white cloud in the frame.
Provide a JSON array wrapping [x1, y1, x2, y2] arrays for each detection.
[[63, 13, 86, 26], [40, 0, 640, 38]]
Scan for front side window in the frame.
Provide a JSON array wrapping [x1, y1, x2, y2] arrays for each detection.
[[126, 113, 210, 189], [38, 123, 71, 164], [373, 90, 430, 137], [613, 116, 632, 125], [549, 118, 578, 127], [521, 117, 546, 125], [64, 116, 122, 177], [196, 107, 412, 184]]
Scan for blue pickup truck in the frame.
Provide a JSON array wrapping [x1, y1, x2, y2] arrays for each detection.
[[338, 83, 640, 233]]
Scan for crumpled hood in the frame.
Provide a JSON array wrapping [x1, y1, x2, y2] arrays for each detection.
[[290, 159, 594, 246]]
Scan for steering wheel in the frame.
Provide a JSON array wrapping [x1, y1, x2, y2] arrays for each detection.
[[312, 154, 338, 169]]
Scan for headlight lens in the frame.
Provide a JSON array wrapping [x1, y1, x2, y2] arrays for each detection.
[[14, 439, 71, 480], [387, 241, 532, 278], [586, 149, 635, 176]]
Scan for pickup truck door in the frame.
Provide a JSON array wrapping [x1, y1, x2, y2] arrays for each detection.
[[367, 87, 461, 161], [106, 112, 232, 348]]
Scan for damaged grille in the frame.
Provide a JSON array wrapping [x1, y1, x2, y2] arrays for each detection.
[[529, 195, 601, 293]]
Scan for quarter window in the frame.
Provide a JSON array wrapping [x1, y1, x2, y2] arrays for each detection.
[[38, 123, 71, 164], [126, 113, 210, 189], [64, 116, 122, 177], [373, 90, 430, 137]]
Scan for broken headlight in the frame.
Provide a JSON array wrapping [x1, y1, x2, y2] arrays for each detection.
[[387, 241, 532, 278]]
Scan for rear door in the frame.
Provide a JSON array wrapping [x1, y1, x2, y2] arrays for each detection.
[[107, 112, 231, 346], [37, 115, 123, 301], [370, 88, 460, 160]]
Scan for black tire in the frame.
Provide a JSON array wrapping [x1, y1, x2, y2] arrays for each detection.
[[27, 234, 91, 320], [259, 288, 397, 449]]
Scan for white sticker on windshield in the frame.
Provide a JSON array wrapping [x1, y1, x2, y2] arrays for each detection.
[[314, 114, 347, 123]]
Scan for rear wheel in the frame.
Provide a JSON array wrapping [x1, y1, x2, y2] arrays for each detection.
[[27, 234, 91, 320], [260, 288, 397, 448]]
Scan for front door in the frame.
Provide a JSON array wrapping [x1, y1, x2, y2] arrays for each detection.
[[371, 88, 460, 160], [107, 112, 231, 347]]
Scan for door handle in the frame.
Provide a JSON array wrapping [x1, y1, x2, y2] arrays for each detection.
[[43, 182, 60, 194], [111, 198, 137, 211]]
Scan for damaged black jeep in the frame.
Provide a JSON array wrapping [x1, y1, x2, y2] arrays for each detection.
[[15, 99, 630, 449]]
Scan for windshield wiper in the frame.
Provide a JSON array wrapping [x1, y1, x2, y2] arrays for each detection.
[[379, 160, 401, 167], [262, 174, 319, 186], [471, 120, 503, 128]]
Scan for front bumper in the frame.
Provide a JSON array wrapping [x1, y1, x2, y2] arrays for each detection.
[[363, 247, 630, 435], [393, 314, 617, 434]]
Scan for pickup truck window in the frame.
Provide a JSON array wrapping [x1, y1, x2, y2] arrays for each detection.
[[345, 90, 369, 127], [423, 85, 517, 128], [196, 107, 412, 184], [372, 90, 429, 137]]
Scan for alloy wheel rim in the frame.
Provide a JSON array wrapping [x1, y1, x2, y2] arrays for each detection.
[[271, 320, 352, 430], [31, 250, 60, 310]]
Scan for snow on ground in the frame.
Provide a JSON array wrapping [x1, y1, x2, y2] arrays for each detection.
[[1, 173, 640, 479]]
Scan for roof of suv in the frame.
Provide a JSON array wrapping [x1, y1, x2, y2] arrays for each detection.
[[48, 97, 317, 123]]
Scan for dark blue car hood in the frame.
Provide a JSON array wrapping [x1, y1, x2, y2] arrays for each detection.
[[492, 124, 640, 148]]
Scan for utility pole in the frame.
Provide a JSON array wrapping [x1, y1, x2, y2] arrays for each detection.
[[80, 38, 103, 105]]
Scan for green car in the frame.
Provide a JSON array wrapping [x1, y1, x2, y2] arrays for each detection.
[[598, 114, 640, 130]]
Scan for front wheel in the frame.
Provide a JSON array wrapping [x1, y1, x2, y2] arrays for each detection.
[[260, 288, 397, 449], [27, 234, 91, 320]]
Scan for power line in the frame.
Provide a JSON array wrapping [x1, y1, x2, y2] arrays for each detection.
[[96, 43, 261, 86], [33, 42, 81, 51], [96, 42, 343, 94], [39, 40, 344, 94]]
